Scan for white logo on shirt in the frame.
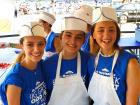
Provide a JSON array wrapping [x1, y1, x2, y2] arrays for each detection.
[[114, 74, 120, 90], [30, 81, 47, 105], [62, 70, 75, 77], [102, 68, 109, 72]]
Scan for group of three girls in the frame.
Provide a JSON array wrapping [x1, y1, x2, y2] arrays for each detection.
[[0, 6, 140, 105]]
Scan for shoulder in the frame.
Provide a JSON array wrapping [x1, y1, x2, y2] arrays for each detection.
[[43, 53, 59, 63], [80, 50, 92, 59], [0, 64, 24, 90], [51, 31, 59, 37], [42, 53, 59, 71], [119, 50, 138, 59], [118, 50, 138, 65]]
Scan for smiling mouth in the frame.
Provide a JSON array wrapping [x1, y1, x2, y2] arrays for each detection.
[[67, 44, 77, 49], [32, 53, 42, 57], [102, 40, 111, 44]]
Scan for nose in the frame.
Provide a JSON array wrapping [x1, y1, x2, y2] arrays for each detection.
[[70, 37, 76, 44], [33, 45, 40, 52], [103, 30, 110, 38]]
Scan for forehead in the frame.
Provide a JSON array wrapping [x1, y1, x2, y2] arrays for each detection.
[[95, 21, 116, 28], [39, 19, 48, 24], [63, 30, 85, 35], [23, 36, 45, 42]]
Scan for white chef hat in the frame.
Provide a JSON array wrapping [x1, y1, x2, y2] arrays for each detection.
[[52, 16, 87, 33], [92, 6, 118, 24], [38, 12, 55, 25], [73, 5, 93, 25], [20, 21, 46, 38]]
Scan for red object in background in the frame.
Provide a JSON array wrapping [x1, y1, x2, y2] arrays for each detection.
[[0, 63, 10, 70]]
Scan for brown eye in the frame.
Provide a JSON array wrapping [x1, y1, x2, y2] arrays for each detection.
[[65, 34, 71, 38], [26, 43, 33, 47], [37, 42, 45, 47]]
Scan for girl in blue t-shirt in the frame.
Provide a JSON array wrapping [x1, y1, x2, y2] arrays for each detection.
[[42, 16, 94, 105], [0, 21, 48, 105], [88, 6, 140, 105], [38, 11, 61, 58]]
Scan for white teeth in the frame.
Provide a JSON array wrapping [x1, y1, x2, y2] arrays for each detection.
[[32, 53, 41, 57], [68, 44, 75, 48], [103, 40, 110, 43]]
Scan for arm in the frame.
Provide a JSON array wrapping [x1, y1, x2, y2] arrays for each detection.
[[6, 85, 22, 105], [126, 58, 140, 105], [54, 36, 62, 52]]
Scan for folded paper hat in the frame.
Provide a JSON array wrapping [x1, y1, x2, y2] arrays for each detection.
[[73, 5, 93, 25], [20, 21, 46, 38], [52, 16, 87, 33], [38, 12, 55, 25], [92, 6, 118, 24]]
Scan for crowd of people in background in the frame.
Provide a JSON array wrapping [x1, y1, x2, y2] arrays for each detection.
[[0, 3, 140, 105]]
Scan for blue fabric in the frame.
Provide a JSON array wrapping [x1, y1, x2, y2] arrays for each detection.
[[45, 32, 59, 52], [0, 60, 48, 105], [88, 50, 138, 105], [42, 51, 94, 101], [81, 32, 91, 53]]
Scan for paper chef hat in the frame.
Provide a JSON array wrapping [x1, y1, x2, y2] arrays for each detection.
[[73, 5, 93, 25], [92, 6, 118, 24], [20, 21, 46, 38], [52, 16, 87, 33], [38, 12, 55, 25]]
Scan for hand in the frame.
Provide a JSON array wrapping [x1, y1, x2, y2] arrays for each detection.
[[0, 42, 9, 48]]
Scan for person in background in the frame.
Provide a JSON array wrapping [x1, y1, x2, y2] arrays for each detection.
[[73, 4, 94, 53], [0, 12, 61, 58], [88, 6, 140, 105], [42, 16, 94, 105], [38, 11, 61, 58], [0, 21, 48, 105]]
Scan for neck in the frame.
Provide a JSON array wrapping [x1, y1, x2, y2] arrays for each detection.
[[61, 51, 77, 60], [100, 48, 116, 57], [45, 28, 51, 35], [21, 58, 37, 70]]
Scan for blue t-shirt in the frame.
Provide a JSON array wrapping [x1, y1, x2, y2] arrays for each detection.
[[0, 60, 48, 105], [42, 51, 94, 101], [45, 31, 59, 52], [88, 50, 138, 105], [81, 32, 91, 53]]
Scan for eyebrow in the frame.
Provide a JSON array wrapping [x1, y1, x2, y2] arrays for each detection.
[[65, 31, 72, 34], [65, 31, 84, 36], [98, 26, 115, 29]]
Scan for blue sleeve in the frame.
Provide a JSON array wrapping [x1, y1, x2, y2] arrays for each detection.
[[45, 33, 59, 52], [3, 74, 24, 92]]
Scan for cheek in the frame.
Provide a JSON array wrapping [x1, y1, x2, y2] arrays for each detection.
[[93, 32, 98, 40], [112, 33, 117, 42], [61, 38, 66, 47], [93, 34, 100, 41], [61, 35, 69, 43]]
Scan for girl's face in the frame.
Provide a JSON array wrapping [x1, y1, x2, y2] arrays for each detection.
[[39, 20, 51, 32], [61, 30, 85, 56], [93, 21, 117, 54], [21, 36, 46, 63]]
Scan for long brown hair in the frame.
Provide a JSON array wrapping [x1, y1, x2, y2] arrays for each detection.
[[13, 37, 25, 64]]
